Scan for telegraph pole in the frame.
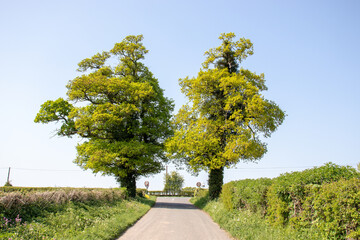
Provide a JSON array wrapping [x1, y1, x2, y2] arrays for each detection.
[[7, 167, 11, 184], [165, 165, 168, 195]]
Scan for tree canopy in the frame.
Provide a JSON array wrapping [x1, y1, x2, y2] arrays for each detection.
[[166, 33, 285, 199], [35, 35, 174, 197], [163, 171, 184, 195]]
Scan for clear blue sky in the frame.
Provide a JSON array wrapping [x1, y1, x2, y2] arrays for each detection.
[[0, 0, 359, 190]]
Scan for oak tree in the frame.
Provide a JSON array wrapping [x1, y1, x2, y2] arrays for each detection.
[[166, 33, 285, 199], [35, 35, 174, 197]]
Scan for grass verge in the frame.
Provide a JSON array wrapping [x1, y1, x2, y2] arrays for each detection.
[[190, 195, 322, 240], [1, 196, 156, 240]]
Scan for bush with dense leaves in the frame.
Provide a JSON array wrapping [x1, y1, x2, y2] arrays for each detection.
[[266, 163, 359, 226], [182, 187, 196, 192], [218, 163, 360, 239], [136, 188, 147, 197], [298, 178, 360, 239], [190, 189, 209, 209], [221, 178, 272, 215]]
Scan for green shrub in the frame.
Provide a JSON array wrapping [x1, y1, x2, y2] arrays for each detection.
[[191, 195, 320, 240], [221, 178, 272, 215], [298, 178, 360, 239], [191, 163, 360, 239], [3, 181, 12, 187], [179, 190, 195, 196], [181, 187, 196, 196], [190, 190, 209, 209], [182, 187, 196, 192], [266, 162, 359, 226], [136, 188, 146, 197], [148, 190, 163, 196], [194, 188, 208, 198], [220, 181, 235, 210]]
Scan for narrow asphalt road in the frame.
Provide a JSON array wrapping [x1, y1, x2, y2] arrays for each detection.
[[118, 197, 232, 240]]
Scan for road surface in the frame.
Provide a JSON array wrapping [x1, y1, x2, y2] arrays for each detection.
[[118, 197, 232, 240]]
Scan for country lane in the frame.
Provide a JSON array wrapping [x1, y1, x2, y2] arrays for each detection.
[[118, 197, 232, 240]]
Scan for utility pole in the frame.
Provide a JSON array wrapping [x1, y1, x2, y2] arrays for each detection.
[[165, 165, 168, 195], [7, 167, 11, 184]]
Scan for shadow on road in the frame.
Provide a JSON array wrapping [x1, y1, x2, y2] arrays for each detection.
[[153, 201, 196, 210]]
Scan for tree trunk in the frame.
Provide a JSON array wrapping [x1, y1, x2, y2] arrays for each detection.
[[118, 172, 137, 198], [208, 167, 224, 200]]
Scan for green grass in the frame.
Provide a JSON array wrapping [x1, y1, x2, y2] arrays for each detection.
[[191, 195, 323, 240], [1, 196, 156, 240]]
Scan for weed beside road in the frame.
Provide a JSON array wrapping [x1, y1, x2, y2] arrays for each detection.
[[191, 194, 320, 240], [0, 188, 156, 240]]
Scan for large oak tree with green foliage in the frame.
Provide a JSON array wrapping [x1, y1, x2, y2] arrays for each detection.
[[35, 35, 174, 197], [166, 33, 285, 199]]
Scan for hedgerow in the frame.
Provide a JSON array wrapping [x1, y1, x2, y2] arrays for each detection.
[[299, 178, 360, 239], [266, 163, 359, 226], [190, 189, 209, 209], [221, 178, 272, 215], [217, 162, 360, 239]]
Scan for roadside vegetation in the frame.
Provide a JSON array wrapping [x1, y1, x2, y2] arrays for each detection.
[[0, 187, 155, 240], [191, 163, 360, 240]]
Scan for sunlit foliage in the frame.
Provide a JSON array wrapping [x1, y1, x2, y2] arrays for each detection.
[[35, 35, 174, 197], [166, 33, 285, 199]]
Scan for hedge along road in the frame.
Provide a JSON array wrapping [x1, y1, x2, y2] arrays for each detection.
[[118, 197, 232, 240]]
